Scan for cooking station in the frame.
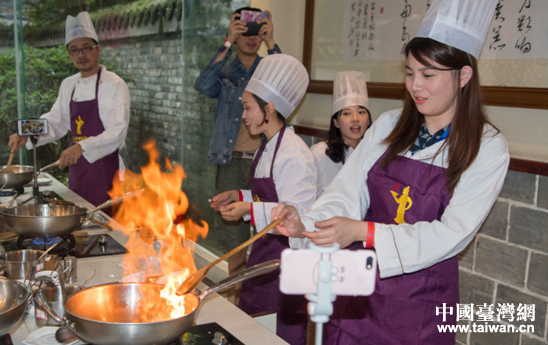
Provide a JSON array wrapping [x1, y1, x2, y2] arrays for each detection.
[[4, 175, 287, 345]]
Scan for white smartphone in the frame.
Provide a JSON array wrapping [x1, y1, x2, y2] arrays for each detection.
[[17, 119, 48, 136], [280, 248, 377, 296]]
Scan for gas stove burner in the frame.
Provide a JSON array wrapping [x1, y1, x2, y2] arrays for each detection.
[[31, 236, 61, 246], [16, 234, 76, 257]]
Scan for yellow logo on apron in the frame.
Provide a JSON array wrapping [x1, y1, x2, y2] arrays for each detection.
[[254, 195, 261, 202], [75, 116, 84, 134], [390, 186, 413, 224]]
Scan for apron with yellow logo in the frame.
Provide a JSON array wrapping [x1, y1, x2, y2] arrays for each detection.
[[238, 126, 308, 345], [69, 68, 119, 207], [324, 150, 458, 345]]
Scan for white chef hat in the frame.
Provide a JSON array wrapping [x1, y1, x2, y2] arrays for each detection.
[[245, 54, 309, 118], [415, 0, 497, 59], [65, 12, 99, 45], [332, 71, 369, 116]]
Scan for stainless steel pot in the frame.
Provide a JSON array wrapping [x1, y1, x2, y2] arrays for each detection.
[[0, 249, 45, 280], [34, 284, 83, 327], [38, 260, 280, 345], [0, 278, 31, 335], [0, 189, 143, 237]]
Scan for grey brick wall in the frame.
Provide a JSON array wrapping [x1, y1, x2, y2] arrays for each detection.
[[457, 172, 548, 345]]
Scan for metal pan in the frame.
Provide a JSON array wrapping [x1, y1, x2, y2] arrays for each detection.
[[0, 161, 59, 190], [0, 189, 143, 237], [0, 278, 31, 336], [37, 260, 280, 345]]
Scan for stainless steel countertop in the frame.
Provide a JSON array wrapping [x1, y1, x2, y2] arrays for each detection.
[[8, 174, 287, 345]]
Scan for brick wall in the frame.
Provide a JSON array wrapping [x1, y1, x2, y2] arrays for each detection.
[[456, 172, 548, 345]]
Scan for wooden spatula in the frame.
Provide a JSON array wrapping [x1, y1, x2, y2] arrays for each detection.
[[0, 152, 15, 174], [176, 217, 285, 296]]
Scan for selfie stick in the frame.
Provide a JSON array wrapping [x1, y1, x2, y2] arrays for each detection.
[[306, 242, 339, 345], [28, 135, 45, 204]]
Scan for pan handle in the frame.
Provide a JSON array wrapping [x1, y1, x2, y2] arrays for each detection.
[[85, 188, 146, 219], [34, 288, 67, 326], [39, 160, 60, 173], [198, 259, 280, 301]]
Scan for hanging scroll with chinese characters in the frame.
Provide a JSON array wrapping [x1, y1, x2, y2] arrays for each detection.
[[342, 0, 548, 61]]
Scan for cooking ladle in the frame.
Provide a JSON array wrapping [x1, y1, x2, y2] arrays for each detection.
[[176, 217, 285, 296], [0, 152, 15, 174]]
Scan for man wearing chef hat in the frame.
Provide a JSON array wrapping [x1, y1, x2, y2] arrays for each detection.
[[8, 12, 130, 207]]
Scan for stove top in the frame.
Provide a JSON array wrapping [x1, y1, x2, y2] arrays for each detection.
[[73, 234, 128, 258], [178, 323, 243, 345], [8, 234, 127, 258]]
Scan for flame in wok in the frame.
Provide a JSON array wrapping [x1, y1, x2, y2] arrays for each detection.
[[109, 140, 208, 320]]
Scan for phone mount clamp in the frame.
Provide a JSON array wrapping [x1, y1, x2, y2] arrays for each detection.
[[306, 242, 340, 345]]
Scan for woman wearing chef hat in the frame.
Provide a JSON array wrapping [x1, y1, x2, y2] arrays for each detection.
[[210, 54, 315, 344], [273, 0, 509, 343], [310, 71, 371, 197]]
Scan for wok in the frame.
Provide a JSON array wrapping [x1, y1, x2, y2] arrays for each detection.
[[0, 160, 59, 190], [0, 165, 34, 189], [0, 278, 31, 335], [38, 259, 280, 345], [0, 189, 143, 237]]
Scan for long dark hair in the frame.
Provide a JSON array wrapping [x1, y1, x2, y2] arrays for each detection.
[[382, 37, 498, 194], [326, 106, 371, 163]]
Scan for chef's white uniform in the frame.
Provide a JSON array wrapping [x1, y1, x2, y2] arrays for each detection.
[[240, 126, 317, 232], [26, 66, 130, 174], [310, 141, 355, 198], [293, 109, 509, 278]]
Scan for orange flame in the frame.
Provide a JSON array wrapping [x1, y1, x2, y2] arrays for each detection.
[[109, 139, 207, 319]]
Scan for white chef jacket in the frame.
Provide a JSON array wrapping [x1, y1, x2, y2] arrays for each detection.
[[310, 141, 354, 198], [26, 66, 130, 174], [240, 126, 317, 233], [294, 109, 509, 279]]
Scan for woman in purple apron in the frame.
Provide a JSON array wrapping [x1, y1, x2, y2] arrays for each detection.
[[69, 67, 119, 207], [273, 1, 509, 344], [211, 54, 316, 344]]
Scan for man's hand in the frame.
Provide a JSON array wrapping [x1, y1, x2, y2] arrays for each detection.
[[59, 144, 83, 167], [258, 11, 275, 49], [304, 217, 368, 249], [8, 134, 29, 153], [219, 201, 251, 221], [227, 13, 248, 43], [271, 203, 306, 238], [211, 190, 239, 211]]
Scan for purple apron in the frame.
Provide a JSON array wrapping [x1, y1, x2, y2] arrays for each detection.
[[69, 67, 119, 207], [239, 127, 308, 345], [324, 151, 459, 345]]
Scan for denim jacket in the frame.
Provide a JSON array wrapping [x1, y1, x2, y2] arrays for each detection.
[[194, 44, 281, 165]]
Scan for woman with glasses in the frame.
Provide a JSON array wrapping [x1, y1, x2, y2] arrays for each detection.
[[8, 12, 130, 209]]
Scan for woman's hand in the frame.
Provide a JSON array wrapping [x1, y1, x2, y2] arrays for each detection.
[[219, 202, 250, 221], [258, 11, 275, 49], [272, 203, 306, 238], [211, 190, 239, 211], [304, 217, 368, 248]]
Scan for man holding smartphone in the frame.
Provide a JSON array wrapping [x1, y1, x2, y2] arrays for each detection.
[[8, 11, 130, 207], [194, 7, 281, 298]]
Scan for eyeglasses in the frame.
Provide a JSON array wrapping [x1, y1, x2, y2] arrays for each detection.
[[68, 45, 98, 56]]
